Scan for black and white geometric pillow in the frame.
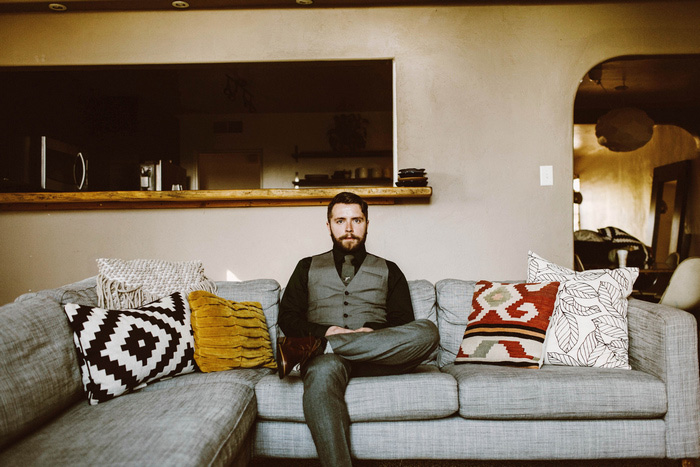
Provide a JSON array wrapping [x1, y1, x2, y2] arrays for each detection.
[[64, 292, 195, 405]]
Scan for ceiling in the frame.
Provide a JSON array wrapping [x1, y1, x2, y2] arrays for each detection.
[[574, 55, 700, 159], [574, 55, 700, 135]]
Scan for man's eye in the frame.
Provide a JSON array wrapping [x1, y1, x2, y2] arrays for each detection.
[[353, 219, 363, 224]]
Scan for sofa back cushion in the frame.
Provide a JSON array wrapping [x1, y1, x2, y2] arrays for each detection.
[[15, 276, 100, 307], [408, 279, 438, 324], [215, 279, 282, 353], [0, 295, 83, 449], [435, 279, 477, 367], [408, 279, 438, 362]]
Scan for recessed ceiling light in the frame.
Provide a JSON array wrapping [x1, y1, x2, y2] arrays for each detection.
[[48, 3, 67, 11], [296, 0, 313, 5], [172, 1, 189, 8]]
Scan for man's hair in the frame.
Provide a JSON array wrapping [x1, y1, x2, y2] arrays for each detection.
[[327, 192, 369, 222]]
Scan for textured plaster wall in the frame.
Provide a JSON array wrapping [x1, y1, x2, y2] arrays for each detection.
[[1, 2, 700, 304]]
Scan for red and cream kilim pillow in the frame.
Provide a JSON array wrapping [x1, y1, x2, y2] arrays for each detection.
[[456, 281, 560, 368]]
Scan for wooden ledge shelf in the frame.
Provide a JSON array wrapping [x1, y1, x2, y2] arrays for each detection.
[[0, 187, 432, 211]]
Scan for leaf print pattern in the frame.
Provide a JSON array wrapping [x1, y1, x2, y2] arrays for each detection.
[[598, 281, 625, 317], [577, 330, 606, 366], [534, 272, 568, 283], [610, 268, 632, 290], [547, 352, 583, 366], [564, 281, 598, 299], [593, 315, 628, 339], [527, 261, 539, 282], [608, 338, 628, 352], [553, 310, 579, 353], [527, 251, 638, 369], [559, 295, 600, 316], [574, 270, 607, 281]]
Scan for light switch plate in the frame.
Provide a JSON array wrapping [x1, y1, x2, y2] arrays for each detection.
[[540, 165, 553, 186]]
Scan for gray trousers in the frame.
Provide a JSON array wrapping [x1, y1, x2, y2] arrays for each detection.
[[300, 319, 439, 467]]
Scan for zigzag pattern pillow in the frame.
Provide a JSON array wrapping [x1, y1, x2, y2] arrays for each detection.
[[527, 251, 638, 369], [456, 281, 560, 368], [64, 292, 195, 405]]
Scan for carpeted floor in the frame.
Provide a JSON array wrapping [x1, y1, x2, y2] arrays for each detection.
[[250, 458, 690, 467]]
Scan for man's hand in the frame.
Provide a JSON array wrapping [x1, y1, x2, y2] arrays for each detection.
[[325, 326, 374, 336]]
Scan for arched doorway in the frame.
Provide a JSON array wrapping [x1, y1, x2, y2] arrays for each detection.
[[572, 55, 700, 296]]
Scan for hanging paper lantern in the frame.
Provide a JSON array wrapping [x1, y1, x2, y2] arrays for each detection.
[[595, 107, 654, 152]]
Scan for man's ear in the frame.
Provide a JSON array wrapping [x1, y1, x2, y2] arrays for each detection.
[[326, 221, 331, 233]]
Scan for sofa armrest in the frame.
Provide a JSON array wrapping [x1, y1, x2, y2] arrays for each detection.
[[627, 298, 700, 459]]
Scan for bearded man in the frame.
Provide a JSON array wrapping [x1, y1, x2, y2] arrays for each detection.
[[277, 191, 439, 467]]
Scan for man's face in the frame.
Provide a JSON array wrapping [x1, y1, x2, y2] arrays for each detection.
[[327, 203, 368, 253]]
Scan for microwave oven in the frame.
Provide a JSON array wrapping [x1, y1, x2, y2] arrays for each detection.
[[41, 137, 88, 191], [0, 135, 88, 192]]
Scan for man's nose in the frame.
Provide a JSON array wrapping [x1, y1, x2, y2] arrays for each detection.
[[345, 222, 353, 232]]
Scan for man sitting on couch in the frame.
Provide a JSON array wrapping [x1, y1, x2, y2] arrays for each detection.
[[277, 191, 439, 467]]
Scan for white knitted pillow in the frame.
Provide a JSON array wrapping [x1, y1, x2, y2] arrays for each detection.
[[96, 258, 217, 309]]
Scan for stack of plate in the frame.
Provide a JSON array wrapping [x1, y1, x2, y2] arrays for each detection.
[[396, 168, 428, 187]]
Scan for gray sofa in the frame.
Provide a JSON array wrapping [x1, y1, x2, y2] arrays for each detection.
[[1, 277, 698, 465]]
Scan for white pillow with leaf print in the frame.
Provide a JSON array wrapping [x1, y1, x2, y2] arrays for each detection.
[[527, 251, 639, 369]]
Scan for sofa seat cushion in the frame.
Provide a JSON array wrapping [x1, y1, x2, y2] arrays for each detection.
[[140, 366, 272, 392], [255, 365, 458, 423], [442, 363, 666, 420], [0, 369, 270, 466], [253, 418, 667, 460]]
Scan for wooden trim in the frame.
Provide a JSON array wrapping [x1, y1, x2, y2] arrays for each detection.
[[0, 187, 432, 211], [0, 1, 477, 14]]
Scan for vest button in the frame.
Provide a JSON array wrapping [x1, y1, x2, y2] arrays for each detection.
[[343, 313, 348, 318], [344, 325, 349, 329], [344, 301, 348, 306], [345, 291, 349, 295]]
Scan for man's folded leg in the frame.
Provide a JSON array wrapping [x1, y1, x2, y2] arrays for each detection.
[[326, 319, 438, 369]]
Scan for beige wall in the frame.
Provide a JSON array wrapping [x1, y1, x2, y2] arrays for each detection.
[[2, 2, 700, 304]]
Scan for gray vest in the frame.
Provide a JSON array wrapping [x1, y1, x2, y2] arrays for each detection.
[[307, 251, 389, 329]]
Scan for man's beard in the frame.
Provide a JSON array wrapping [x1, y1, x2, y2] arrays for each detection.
[[330, 232, 367, 253]]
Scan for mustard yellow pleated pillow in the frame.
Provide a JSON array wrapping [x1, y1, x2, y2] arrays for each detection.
[[188, 290, 277, 372]]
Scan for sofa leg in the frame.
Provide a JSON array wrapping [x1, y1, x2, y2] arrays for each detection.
[[680, 459, 697, 467]]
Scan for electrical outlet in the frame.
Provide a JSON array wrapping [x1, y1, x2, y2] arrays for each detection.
[[540, 165, 554, 186]]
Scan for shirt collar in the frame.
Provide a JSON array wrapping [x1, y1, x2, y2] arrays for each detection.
[[332, 244, 367, 266]]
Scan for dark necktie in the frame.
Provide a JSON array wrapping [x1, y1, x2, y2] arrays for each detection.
[[342, 255, 355, 284]]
